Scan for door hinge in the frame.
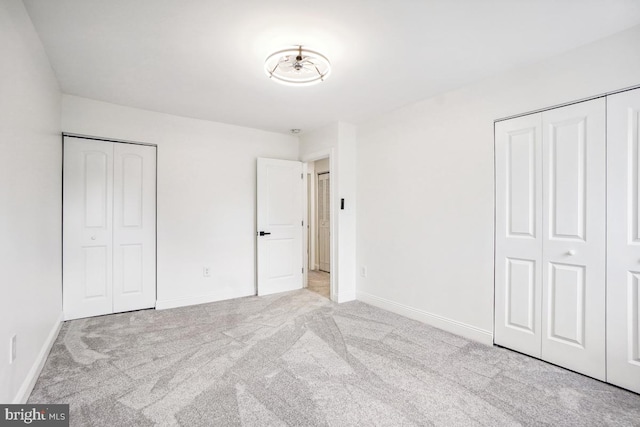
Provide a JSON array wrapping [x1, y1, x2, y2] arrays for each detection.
[[302, 220, 304, 226], [301, 173, 303, 179], [302, 267, 304, 273]]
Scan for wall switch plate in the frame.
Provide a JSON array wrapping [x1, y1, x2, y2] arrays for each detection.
[[360, 266, 367, 278], [203, 267, 211, 277], [10, 335, 16, 364]]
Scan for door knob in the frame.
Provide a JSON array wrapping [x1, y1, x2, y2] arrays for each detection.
[[91, 236, 96, 240], [258, 231, 271, 236], [567, 250, 575, 256]]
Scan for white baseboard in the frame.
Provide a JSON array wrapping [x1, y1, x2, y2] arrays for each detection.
[[13, 312, 63, 404], [155, 290, 255, 310], [356, 291, 493, 346], [335, 289, 356, 303]]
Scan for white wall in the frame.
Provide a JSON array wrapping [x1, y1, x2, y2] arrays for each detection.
[[62, 95, 299, 309], [337, 123, 357, 301], [356, 24, 640, 344], [0, 0, 62, 403], [300, 122, 357, 302]]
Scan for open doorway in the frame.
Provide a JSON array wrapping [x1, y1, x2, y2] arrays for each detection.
[[306, 158, 331, 299]]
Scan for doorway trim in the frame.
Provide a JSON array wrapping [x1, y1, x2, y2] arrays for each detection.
[[302, 148, 337, 301]]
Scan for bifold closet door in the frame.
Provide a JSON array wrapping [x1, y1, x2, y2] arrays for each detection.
[[63, 138, 114, 320], [495, 98, 606, 381], [112, 143, 156, 313], [607, 88, 640, 393], [494, 114, 543, 358], [64, 137, 156, 320], [318, 172, 330, 273], [540, 99, 606, 381]]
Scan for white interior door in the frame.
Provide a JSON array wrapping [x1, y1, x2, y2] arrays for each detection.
[[494, 113, 543, 357], [63, 137, 114, 320], [318, 172, 330, 273], [113, 143, 156, 313], [257, 158, 303, 296], [607, 88, 640, 393], [541, 98, 606, 381]]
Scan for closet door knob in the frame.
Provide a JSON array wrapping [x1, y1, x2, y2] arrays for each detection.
[[91, 236, 96, 240], [567, 250, 575, 256]]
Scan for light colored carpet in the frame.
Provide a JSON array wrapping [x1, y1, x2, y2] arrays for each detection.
[[307, 270, 330, 299], [29, 290, 640, 426]]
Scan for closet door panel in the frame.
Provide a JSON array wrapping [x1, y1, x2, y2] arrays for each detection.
[[494, 114, 543, 357], [548, 120, 587, 240], [541, 98, 606, 381], [63, 137, 114, 320], [318, 173, 330, 273], [113, 143, 157, 313], [607, 88, 640, 393]]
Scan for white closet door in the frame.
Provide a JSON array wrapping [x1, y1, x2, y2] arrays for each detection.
[[494, 114, 543, 357], [113, 143, 156, 313], [63, 137, 114, 320], [541, 98, 606, 380], [318, 173, 330, 273], [607, 88, 640, 393]]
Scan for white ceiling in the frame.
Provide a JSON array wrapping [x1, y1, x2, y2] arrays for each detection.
[[23, 0, 640, 134]]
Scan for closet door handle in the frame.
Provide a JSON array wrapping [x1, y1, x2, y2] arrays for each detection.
[[567, 250, 576, 256]]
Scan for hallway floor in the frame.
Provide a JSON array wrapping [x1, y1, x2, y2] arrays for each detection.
[[307, 270, 330, 299]]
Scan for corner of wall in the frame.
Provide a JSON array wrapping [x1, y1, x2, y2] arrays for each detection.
[[12, 315, 63, 404], [356, 290, 493, 345]]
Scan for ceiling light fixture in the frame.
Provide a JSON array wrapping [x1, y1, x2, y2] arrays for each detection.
[[264, 46, 331, 86]]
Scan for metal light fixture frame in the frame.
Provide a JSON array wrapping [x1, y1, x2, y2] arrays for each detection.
[[264, 46, 331, 86]]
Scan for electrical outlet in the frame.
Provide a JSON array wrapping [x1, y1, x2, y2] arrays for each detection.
[[360, 266, 367, 278], [203, 267, 211, 277], [10, 335, 16, 364]]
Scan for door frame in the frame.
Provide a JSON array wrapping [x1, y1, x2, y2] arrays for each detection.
[[302, 149, 337, 301]]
